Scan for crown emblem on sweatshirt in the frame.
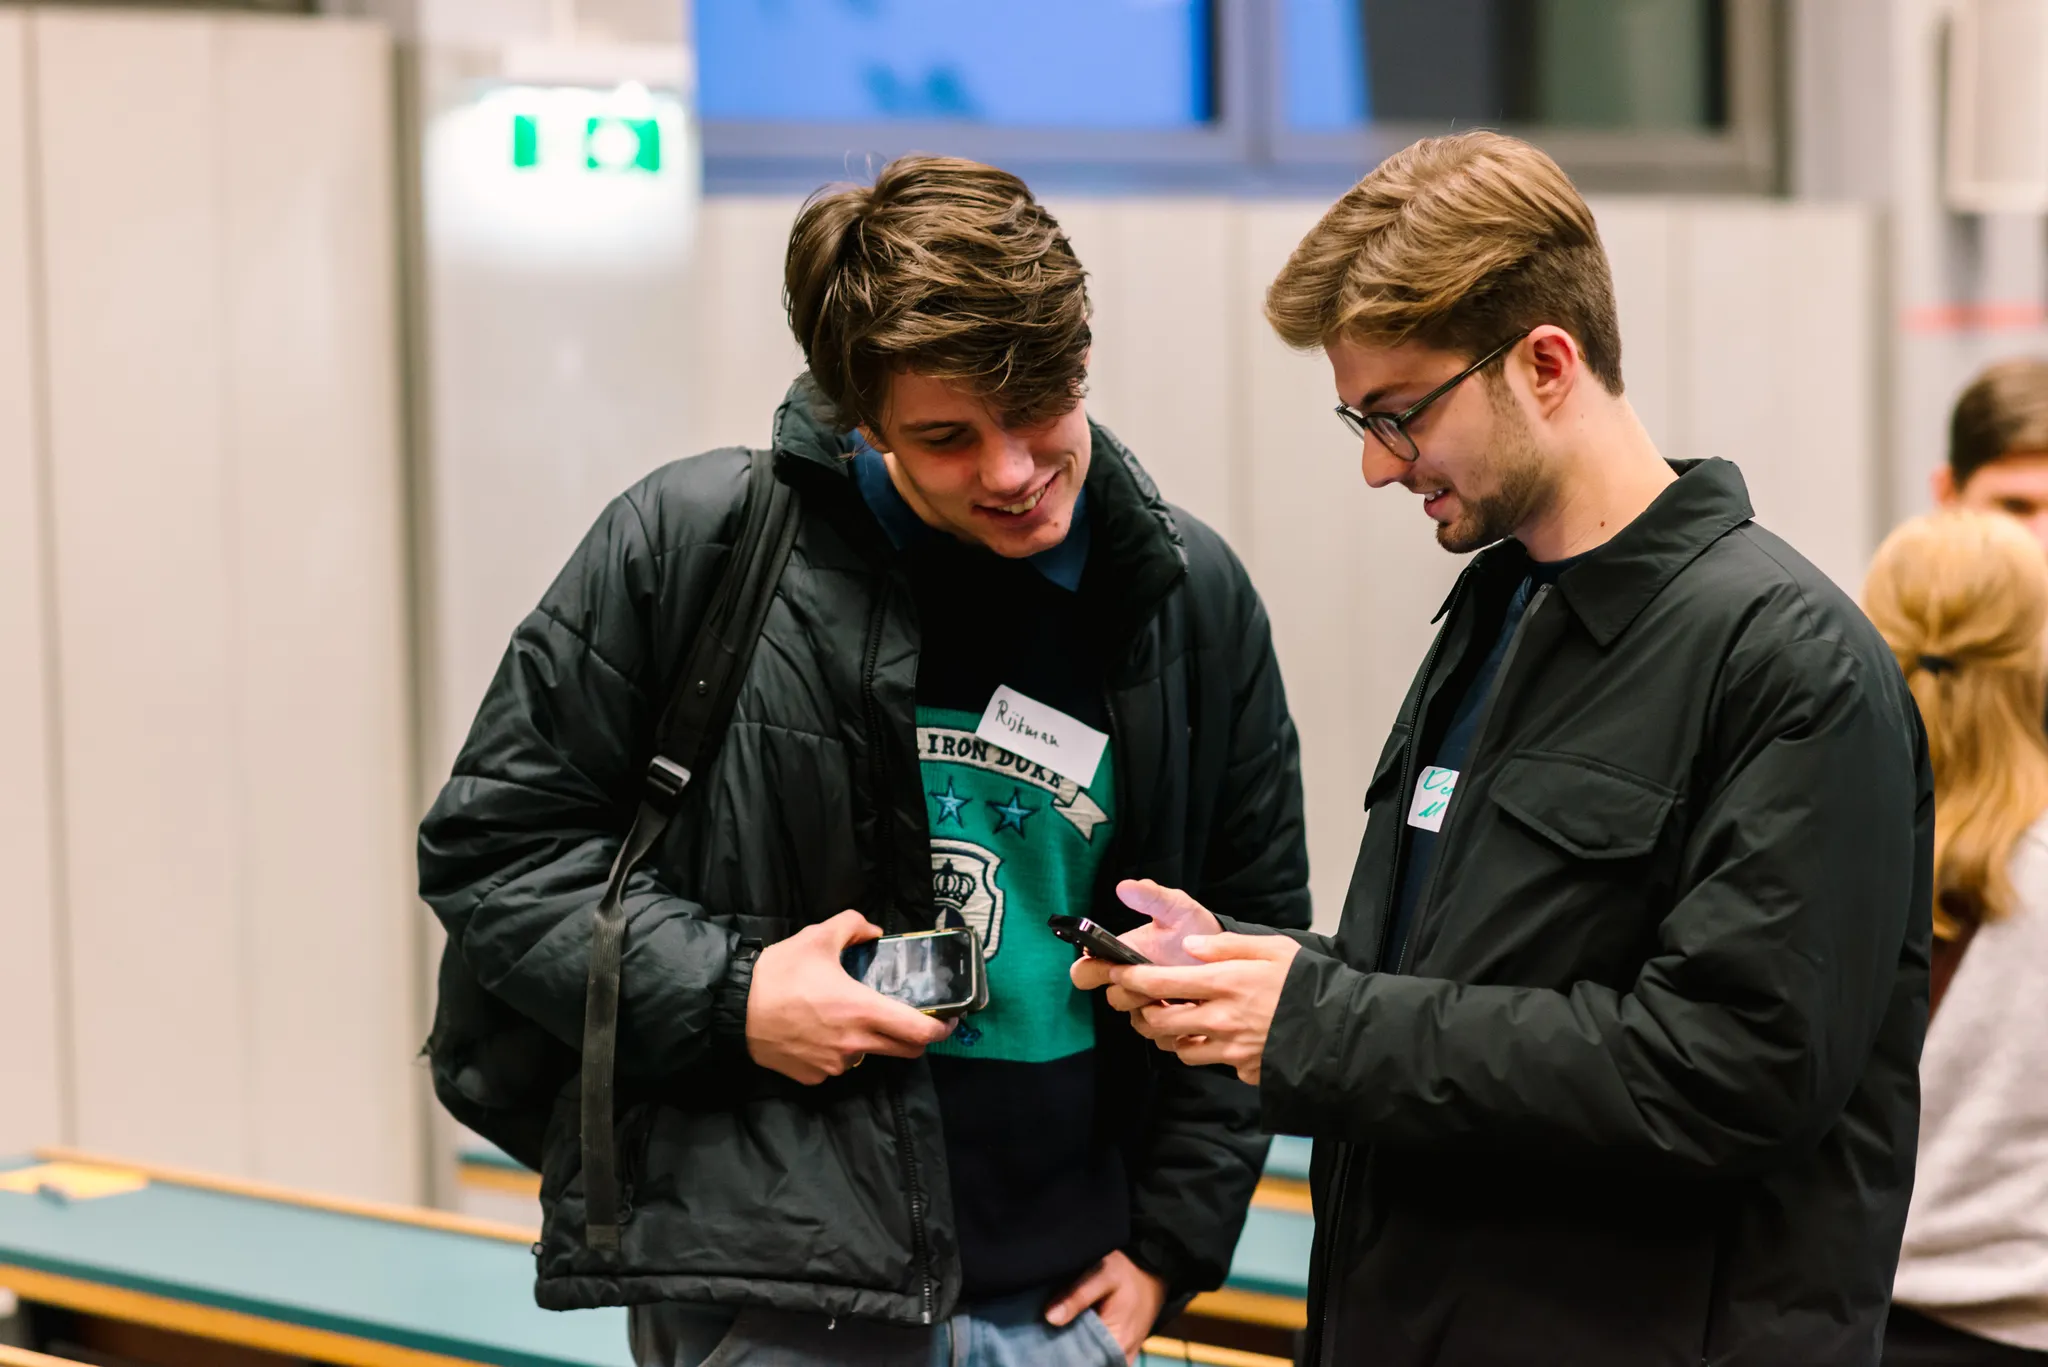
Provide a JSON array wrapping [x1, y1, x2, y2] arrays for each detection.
[[929, 839, 1004, 958], [933, 860, 977, 910]]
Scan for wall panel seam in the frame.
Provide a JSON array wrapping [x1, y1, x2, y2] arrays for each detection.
[[207, 14, 261, 1178], [1669, 206, 1693, 463], [22, 5, 77, 1150]]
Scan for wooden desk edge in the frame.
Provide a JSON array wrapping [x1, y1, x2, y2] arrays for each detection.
[[31, 1148, 538, 1247], [1250, 1176, 1312, 1214], [0, 1344, 85, 1367], [1140, 1337, 1292, 1367], [0, 1265, 507, 1367], [455, 1162, 543, 1199], [1184, 1286, 1308, 1330]]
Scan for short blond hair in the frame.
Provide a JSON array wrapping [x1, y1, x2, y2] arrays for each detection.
[[1265, 131, 1623, 393], [1864, 510, 2048, 938]]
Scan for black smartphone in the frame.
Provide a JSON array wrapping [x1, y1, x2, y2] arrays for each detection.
[[841, 927, 987, 1019], [1047, 915, 1153, 966]]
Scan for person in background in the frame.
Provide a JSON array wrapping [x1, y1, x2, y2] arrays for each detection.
[[418, 154, 1309, 1367], [1867, 511, 2048, 1367], [1935, 359, 2048, 551]]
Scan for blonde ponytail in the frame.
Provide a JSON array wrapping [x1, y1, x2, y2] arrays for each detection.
[[1864, 511, 2048, 939]]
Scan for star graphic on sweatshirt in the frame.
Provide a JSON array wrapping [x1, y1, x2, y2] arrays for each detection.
[[988, 789, 1037, 836], [930, 779, 968, 828]]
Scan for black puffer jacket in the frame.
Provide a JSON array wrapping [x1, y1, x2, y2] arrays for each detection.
[[1253, 461, 1933, 1367], [418, 383, 1310, 1324]]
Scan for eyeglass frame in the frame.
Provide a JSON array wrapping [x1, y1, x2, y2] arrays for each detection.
[[1334, 331, 1529, 462]]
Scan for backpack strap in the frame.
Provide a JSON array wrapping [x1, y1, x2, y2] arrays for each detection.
[[580, 446, 801, 1253]]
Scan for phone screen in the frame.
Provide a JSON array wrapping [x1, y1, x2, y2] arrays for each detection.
[[842, 929, 979, 1013]]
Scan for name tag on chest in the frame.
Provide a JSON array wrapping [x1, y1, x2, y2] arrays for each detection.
[[1407, 766, 1459, 833], [975, 685, 1109, 788]]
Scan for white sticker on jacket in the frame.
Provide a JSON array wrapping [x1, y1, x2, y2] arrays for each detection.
[[1407, 766, 1459, 832], [975, 685, 1110, 789]]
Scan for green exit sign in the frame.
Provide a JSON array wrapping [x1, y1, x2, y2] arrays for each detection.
[[508, 110, 661, 173], [586, 116, 661, 172]]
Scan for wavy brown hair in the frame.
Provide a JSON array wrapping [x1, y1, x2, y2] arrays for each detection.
[[1864, 510, 2048, 938], [783, 154, 1091, 435], [1264, 130, 1622, 394]]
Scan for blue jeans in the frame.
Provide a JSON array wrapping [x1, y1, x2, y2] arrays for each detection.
[[629, 1289, 1129, 1367]]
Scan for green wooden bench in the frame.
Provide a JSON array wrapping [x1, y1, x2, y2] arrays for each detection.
[[0, 1152, 1302, 1367]]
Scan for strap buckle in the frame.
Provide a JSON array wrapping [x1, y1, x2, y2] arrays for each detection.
[[643, 756, 693, 808]]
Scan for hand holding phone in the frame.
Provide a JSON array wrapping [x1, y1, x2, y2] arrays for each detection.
[[745, 911, 954, 1086], [841, 927, 989, 1019], [1067, 880, 1219, 1003], [1047, 915, 1154, 966]]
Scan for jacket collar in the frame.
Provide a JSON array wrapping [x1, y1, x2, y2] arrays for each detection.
[[769, 374, 1187, 633], [1519, 457, 1754, 648]]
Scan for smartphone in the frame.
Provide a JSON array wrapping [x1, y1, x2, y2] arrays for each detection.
[[841, 927, 988, 1019], [1046, 915, 1153, 966]]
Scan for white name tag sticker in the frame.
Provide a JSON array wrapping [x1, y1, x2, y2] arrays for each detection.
[[975, 685, 1110, 788], [1407, 766, 1459, 832]]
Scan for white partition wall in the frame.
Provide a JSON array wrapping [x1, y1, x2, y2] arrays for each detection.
[[215, 17, 418, 1200], [15, 8, 417, 1201], [36, 9, 247, 1171], [681, 195, 805, 454], [1054, 199, 1246, 544], [1596, 200, 1684, 453], [0, 9, 67, 1159], [1675, 202, 1879, 591]]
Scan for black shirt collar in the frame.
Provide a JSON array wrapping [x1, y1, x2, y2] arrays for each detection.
[[1537, 458, 1755, 647]]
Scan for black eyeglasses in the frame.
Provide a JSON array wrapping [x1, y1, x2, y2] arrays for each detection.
[[1334, 332, 1528, 462]]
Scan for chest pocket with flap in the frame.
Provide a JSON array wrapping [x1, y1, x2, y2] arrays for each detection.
[[1488, 752, 1676, 860]]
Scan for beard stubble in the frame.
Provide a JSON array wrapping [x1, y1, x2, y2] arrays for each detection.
[[1435, 381, 1551, 554]]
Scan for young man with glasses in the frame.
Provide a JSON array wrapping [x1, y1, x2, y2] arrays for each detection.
[[1077, 131, 1933, 1366]]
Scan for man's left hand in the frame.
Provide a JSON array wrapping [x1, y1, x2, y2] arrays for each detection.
[[1108, 933, 1301, 1086], [1045, 1250, 1166, 1363]]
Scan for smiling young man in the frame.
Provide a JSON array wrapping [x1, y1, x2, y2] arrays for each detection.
[[1077, 131, 1934, 1367], [419, 155, 1309, 1366]]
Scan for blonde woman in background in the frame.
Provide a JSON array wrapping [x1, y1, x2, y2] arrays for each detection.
[[1867, 510, 2048, 1366]]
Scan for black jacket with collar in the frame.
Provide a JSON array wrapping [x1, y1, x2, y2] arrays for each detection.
[[1256, 460, 1932, 1367], [417, 381, 1309, 1324]]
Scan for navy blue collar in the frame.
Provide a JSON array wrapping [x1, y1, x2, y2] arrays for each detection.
[[847, 436, 1091, 593]]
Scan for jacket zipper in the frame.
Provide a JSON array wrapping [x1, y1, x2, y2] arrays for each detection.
[[861, 575, 937, 1322], [1313, 565, 1475, 1367], [889, 1081, 936, 1323], [1394, 583, 1551, 975]]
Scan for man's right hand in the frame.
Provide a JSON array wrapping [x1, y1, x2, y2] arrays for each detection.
[[745, 910, 952, 1085], [1070, 879, 1223, 1007]]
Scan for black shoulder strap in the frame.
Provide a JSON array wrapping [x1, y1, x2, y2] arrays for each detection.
[[580, 447, 800, 1253]]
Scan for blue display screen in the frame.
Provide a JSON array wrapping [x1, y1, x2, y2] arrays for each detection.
[[1284, 0, 1725, 132], [1284, 0, 1368, 131], [697, 0, 1214, 129]]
